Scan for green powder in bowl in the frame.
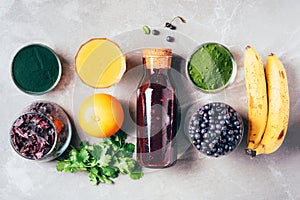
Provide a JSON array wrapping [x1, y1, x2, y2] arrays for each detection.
[[12, 44, 62, 95], [187, 43, 236, 92]]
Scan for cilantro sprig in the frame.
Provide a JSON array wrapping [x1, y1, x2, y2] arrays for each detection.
[[56, 132, 143, 185]]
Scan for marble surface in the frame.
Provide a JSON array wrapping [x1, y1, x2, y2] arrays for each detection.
[[1, 0, 300, 199]]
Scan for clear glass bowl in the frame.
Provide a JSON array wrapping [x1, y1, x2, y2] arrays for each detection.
[[185, 102, 244, 158], [11, 43, 62, 95], [186, 42, 237, 93], [9, 101, 72, 161]]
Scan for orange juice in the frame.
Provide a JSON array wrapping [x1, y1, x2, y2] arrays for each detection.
[[75, 38, 126, 88]]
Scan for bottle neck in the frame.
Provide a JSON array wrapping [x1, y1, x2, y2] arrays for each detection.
[[145, 68, 169, 75], [143, 56, 171, 71], [140, 53, 172, 87]]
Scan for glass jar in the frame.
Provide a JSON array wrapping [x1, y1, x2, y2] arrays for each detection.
[[9, 101, 72, 161], [136, 48, 177, 168]]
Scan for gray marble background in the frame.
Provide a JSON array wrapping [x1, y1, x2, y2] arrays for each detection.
[[1, 0, 300, 200]]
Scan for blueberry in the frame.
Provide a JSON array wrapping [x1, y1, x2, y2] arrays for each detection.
[[166, 36, 174, 42], [208, 110, 214, 116], [194, 133, 201, 140], [224, 145, 229, 151], [234, 121, 240, 126], [224, 114, 230, 120], [231, 116, 237, 121], [203, 133, 209, 139], [228, 136, 234, 142], [221, 130, 227, 137], [200, 123, 206, 128], [199, 110, 204, 115], [209, 142, 215, 149], [152, 29, 160, 35], [221, 126, 227, 131], [212, 139, 219, 145], [216, 107, 222, 112], [169, 25, 176, 30], [193, 120, 199, 126], [210, 132, 217, 139], [204, 139, 210, 144]]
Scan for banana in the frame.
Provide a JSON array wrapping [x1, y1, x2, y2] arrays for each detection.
[[244, 46, 268, 153], [250, 53, 289, 156]]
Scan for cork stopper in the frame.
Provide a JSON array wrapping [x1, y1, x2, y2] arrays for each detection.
[[143, 48, 172, 69]]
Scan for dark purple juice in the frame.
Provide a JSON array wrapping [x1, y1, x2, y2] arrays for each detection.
[[137, 69, 177, 168]]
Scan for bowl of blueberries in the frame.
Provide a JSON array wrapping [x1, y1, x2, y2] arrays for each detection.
[[186, 102, 244, 158]]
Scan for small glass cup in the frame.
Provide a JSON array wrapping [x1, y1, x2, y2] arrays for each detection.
[[186, 42, 237, 93], [9, 101, 72, 161]]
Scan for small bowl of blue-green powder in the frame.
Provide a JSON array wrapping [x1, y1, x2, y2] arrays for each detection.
[[11, 44, 62, 95], [186, 42, 237, 93]]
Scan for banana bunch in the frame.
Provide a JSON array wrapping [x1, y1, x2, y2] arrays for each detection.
[[244, 46, 290, 158]]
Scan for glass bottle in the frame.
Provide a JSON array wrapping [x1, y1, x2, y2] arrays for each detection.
[[136, 48, 177, 168]]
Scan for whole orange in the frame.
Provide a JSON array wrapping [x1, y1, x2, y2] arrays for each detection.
[[78, 93, 124, 138]]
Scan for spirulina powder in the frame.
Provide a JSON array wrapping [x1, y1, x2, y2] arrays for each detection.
[[187, 43, 234, 91], [12, 44, 61, 94]]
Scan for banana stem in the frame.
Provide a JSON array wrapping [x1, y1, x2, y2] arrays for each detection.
[[245, 149, 257, 158]]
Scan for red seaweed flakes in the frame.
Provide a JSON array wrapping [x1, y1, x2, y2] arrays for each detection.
[[10, 113, 56, 160]]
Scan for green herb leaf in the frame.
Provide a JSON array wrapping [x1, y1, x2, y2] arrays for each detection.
[[123, 143, 135, 153], [56, 161, 69, 172], [116, 157, 136, 174], [98, 154, 112, 167], [80, 141, 89, 149], [56, 133, 143, 185], [89, 144, 103, 160], [78, 148, 89, 163], [130, 170, 144, 180], [69, 149, 78, 162], [102, 166, 118, 178], [89, 168, 100, 185]]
